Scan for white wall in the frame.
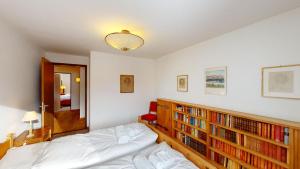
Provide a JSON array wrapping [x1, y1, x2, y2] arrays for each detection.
[[0, 20, 42, 141], [156, 8, 300, 122], [45, 52, 90, 125], [90, 51, 156, 130]]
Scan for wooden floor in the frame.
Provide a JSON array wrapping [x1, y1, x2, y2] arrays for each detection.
[[53, 109, 86, 134]]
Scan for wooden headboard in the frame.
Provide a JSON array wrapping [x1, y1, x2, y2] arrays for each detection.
[[139, 117, 216, 169], [0, 133, 14, 159]]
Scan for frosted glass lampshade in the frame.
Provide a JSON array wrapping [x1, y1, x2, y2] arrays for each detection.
[[22, 111, 38, 122], [105, 30, 144, 51]]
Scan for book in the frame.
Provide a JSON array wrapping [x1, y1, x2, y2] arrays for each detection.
[[284, 127, 289, 145]]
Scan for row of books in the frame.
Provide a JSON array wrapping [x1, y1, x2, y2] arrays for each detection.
[[175, 131, 207, 156], [211, 125, 236, 143], [175, 122, 207, 141], [174, 112, 206, 129], [258, 124, 289, 145], [210, 111, 233, 128], [186, 107, 207, 118], [175, 104, 207, 118], [210, 126, 287, 163], [210, 152, 244, 169], [211, 139, 286, 168], [210, 112, 289, 145], [175, 105, 184, 111], [244, 136, 287, 163]]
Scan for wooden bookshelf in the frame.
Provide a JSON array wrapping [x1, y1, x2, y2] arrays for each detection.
[[158, 98, 300, 169]]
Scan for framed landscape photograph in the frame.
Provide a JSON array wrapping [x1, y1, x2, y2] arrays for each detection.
[[177, 75, 188, 92], [262, 65, 300, 99], [205, 67, 227, 95], [120, 75, 134, 93]]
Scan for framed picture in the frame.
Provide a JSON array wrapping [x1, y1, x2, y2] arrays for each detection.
[[262, 65, 300, 99], [120, 75, 134, 93], [177, 75, 188, 92], [205, 67, 227, 95]]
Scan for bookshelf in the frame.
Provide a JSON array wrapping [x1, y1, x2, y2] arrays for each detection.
[[158, 98, 300, 169]]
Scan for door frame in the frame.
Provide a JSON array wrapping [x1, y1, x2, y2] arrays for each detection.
[[52, 62, 88, 131]]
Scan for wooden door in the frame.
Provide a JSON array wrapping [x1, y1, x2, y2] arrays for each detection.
[[41, 57, 54, 131], [157, 100, 172, 135]]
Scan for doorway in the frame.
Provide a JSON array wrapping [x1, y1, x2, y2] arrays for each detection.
[[41, 58, 88, 137]]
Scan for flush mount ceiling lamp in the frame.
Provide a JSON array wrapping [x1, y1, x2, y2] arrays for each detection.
[[105, 30, 144, 51]]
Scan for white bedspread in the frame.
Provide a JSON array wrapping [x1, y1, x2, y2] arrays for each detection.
[[87, 142, 198, 169], [32, 123, 157, 169], [0, 142, 47, 169]]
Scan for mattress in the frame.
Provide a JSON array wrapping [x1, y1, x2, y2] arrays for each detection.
[[87, 142, 198, 169]]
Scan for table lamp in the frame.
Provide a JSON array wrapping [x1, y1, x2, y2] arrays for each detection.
[[22, 111, 38, 138]]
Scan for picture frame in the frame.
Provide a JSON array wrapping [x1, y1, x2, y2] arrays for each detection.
[[177, 75, 188, 92], [120, 75, 134, 93], [205, 67, 227, 95], [262, 64, 300, 99]]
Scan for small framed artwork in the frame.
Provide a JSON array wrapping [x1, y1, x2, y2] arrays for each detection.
[[205, 67, 227, 95], [262, 65, 300, 99], [120, 75, 134, 93], [177, 75, 188, 92]]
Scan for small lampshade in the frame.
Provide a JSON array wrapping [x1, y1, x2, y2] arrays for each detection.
[[22, 111, 38, 122], [60, 85, 66, 90]]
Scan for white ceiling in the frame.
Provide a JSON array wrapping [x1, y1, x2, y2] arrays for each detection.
[[0, 0, 299, 58]]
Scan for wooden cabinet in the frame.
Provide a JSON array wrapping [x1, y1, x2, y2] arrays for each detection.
[[157, 99, 172, 135]]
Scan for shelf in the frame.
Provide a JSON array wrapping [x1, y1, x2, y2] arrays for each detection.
[[208, 159, 226, 169], [174, 136, 226, 169], [174, 119, 207, 132], [209, 122, 289, 149], [174, 137, 208, 158], [174, 110, 207, 120], [174, 128, 207, 145], [162, 99, 297, 169], [210, 135, 289, 168], [210, 147, 254, 169]]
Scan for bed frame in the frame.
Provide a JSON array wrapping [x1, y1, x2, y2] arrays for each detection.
[[138, 117, 216, 169], [0, 133, 14, 159]]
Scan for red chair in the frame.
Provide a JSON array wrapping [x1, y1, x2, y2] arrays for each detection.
[[141, 101, 157, 124]]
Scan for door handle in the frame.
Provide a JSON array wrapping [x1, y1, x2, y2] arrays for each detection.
[[40, 103, 48, 112]]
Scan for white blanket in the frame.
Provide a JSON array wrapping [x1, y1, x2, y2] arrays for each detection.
[[32, 123, 157, 169], [87, 142, 198, 169], [0, 142, 47, 169]]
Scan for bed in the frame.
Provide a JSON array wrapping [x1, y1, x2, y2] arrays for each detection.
[[60, 94, 71, 107], [0, 120, 216, 169], [0, 122, 158, 169]]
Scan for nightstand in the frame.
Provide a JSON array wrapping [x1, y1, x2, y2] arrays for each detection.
[[14, 127, 51, 147]]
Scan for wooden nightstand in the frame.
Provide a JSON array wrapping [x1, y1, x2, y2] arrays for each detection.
[[14, 127, 51, 147]]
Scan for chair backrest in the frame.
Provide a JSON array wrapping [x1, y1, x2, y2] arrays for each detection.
[[149, 101, 157, 113]]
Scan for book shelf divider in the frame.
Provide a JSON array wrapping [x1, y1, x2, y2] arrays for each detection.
[[206, 110, 211, 159]]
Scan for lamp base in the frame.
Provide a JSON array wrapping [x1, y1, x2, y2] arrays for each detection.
[[26, 133, 34, 138]]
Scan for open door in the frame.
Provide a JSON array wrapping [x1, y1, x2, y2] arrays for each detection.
[[41, 57, 54, 132]]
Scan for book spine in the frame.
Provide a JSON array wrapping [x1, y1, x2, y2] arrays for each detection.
[[284, 127, 289, 145]]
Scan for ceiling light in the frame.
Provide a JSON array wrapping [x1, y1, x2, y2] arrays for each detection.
[[105, 30, 144, 51]]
